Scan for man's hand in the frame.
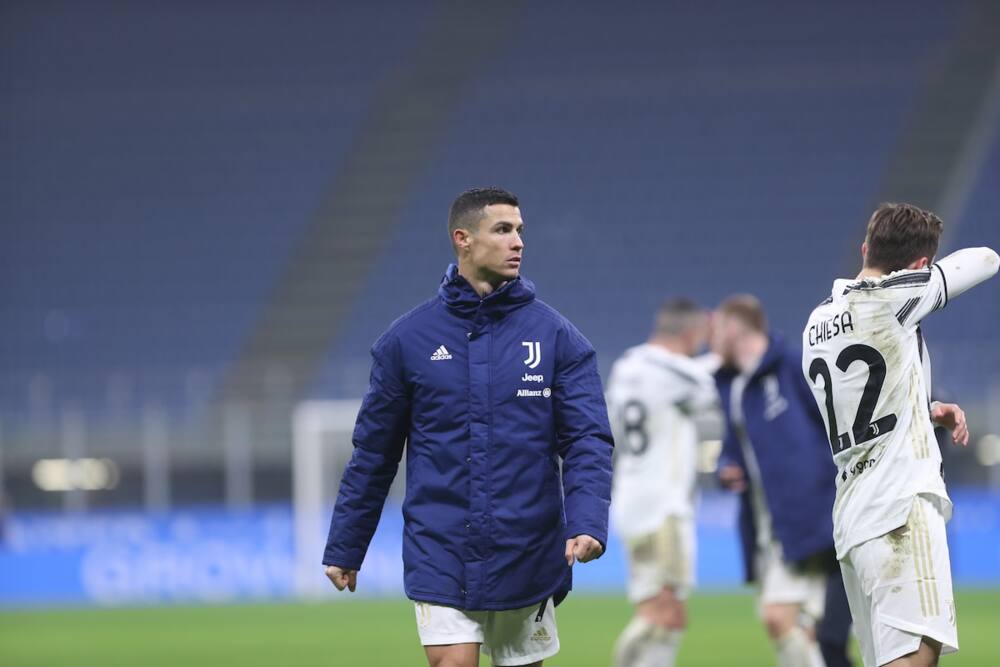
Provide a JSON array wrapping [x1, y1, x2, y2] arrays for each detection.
[[719, 464, 748, 492], [325, 565, 358, 592], [931, 402, 969, 446], [565, 535, 603, 566]]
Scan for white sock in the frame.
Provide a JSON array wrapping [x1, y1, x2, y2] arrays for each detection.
[[613, 616, 681, 667], [776, 626, 820, 667]]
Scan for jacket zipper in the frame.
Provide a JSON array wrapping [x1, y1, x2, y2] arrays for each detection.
[[535, 598, 547, 622]]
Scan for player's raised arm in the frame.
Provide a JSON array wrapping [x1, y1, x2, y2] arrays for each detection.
[[322, 332, 410, 585], [934, 246, 999, 300], [898, 246, 1000, 327]]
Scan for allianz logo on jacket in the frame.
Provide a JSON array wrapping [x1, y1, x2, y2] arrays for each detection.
[[518, 387, 552, 398]]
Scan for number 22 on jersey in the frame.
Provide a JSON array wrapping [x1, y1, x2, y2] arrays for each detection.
[[808, 344, 898, 455]]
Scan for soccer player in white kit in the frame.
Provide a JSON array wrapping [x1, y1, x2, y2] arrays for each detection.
[[606, 299, 719, 667], [802, 203, 999, 667]]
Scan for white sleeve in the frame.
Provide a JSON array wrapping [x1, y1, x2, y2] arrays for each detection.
[[934, 246, 1000, 300], [677, 367, 720, 415], [674, 366, 722, 438], [903, 247, 999, 325], [693, 352, 722, 375]]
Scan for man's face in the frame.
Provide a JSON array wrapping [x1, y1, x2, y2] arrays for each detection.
[[464, 204, 524, 282], [710, 312, 739, 367]]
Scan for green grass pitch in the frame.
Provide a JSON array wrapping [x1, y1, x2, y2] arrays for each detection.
[[1, 591, 996, 666]]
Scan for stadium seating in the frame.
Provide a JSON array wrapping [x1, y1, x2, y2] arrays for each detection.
[[316, 1, 978, 394], [924, 134, 1000, 396], [0, 2, 431, 418], [3, 0, 992, 423]]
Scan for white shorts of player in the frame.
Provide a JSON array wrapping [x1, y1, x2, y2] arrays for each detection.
[[841, 495, 958, 667], [756, 539, 827, 621], [624, 514, 696, 603], [414, 597, 559, 666]]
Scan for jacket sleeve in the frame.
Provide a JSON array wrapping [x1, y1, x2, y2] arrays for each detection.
[[717, 422, 745, 472], [790, 350, 833, 452], [322, 333, 410, 570], [553, 324, 614, 551], [714, 377, 746, 478]]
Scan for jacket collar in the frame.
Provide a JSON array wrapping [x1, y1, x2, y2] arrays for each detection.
[[753, 333, 787, 377], [437, 263, 536, 321]]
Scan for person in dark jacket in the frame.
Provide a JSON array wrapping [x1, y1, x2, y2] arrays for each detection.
[[323, 187, 614, 667], [712, 295, 853, 667]]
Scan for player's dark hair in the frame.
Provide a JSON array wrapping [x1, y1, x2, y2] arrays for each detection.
[[654, 297, 704, 336], [864, 203, 943, 273], [448, 187, 519, 245], [718, 294, 768, 334]]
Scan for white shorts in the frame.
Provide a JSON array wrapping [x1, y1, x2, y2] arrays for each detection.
[[414, 597, 559, 666], [841, 496, 958, 667], [756, 539, 826, 621], [624, 514, 695, 603]]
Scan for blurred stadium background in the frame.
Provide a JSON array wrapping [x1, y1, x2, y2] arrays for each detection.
[[2, 1, 999, 665]]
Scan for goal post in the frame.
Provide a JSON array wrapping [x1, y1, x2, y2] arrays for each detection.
[[291, 399, 361, 598]]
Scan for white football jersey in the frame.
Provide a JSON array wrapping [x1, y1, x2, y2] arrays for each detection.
[[802, 247, 999, 558], [607, 344, 719, 538]]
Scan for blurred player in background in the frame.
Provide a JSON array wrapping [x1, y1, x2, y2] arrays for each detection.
[[802, 203, 999, 667], [323, 187, 614, 667], [713, 295, 852, 667], [606, 298, 720, 667]]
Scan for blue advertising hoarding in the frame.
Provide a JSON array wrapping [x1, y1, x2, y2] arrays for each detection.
[[0, 489, 996, 607]]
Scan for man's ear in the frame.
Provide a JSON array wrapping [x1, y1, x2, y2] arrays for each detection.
[[453, 228, 471, 252], [861, 242, 868, 263], [907, 256, 930, 270]]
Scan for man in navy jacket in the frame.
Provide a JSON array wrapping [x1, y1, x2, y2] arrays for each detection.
[[323, 187, 614, 667], [712, 295, 852, 667]]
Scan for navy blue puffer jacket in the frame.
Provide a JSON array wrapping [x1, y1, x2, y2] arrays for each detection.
[[323, 264, 614, 611], [715, 334, 838, 581]]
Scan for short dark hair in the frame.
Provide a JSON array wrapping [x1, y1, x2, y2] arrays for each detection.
[[654, 297, 704, 336], [718, 294, 768, 334], [864, 202, 943, 273], [448, 187, 519, 241]]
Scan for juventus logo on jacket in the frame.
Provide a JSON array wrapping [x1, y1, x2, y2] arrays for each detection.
[[522, 341, 541, 369]]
